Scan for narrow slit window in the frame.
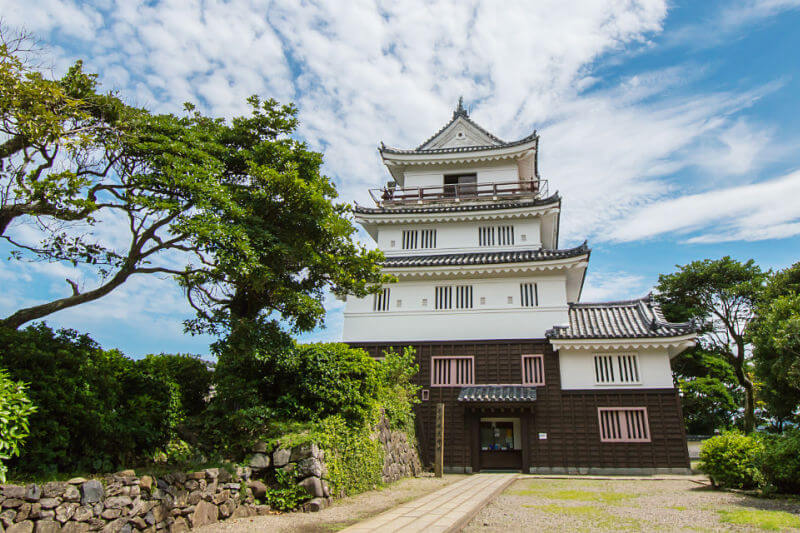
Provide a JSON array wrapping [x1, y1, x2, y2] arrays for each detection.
[[431, 356, 474, 386], [520, 282, 538, 307], [521, 355, 545, 385], [435, 286, 473, 309], [598, 408, 650, 442], [373, 288, 390, 312]]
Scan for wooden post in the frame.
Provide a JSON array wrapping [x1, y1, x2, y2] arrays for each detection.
[[435, 402, 445, 478]]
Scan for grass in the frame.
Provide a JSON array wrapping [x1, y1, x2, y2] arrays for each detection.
[[668, 505, 688, 511], [508, 481, 639, 504], [717, 508, 800, 531], [524, 504, 643, 531]]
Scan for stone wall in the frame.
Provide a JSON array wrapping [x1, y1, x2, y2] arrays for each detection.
[[0, 467, 266, 533], [375, 417, 422, 484]]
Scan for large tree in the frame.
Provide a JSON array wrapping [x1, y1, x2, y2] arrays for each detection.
[[1, 29, 387, 332], [751, 263, 800, 429], [657, 257, 767, 433]]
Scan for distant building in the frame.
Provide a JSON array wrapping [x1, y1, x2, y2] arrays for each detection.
[[343, 101, 696, 474]]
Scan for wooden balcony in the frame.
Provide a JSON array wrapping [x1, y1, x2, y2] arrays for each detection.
[[369, 179, 548, 206]]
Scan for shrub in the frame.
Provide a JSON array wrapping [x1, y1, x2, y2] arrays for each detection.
[[137, 353, 213, 417], [756, 429, 800, 494], [264, 468, 308, 511], [0, 324, 179, 474], [0, 369, 36, 482], [376, 347, 421, 435], [698, 431, 763, 489]]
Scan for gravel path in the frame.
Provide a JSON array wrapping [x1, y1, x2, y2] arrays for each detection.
[[195, 474, 466, 533], [464, 477, 800, 532]]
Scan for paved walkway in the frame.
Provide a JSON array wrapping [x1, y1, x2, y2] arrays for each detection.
[[340, 473, 517, 533]]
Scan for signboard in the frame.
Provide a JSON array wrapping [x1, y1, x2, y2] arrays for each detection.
[[538, 432, 548, 440]]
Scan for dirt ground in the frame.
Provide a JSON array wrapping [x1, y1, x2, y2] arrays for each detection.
[[195, 474, 465, 533], [464, 477, 800, 532]]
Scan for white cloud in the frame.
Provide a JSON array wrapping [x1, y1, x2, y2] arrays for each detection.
[[581, 271, 649, 302], [609, 169, 800, 243]]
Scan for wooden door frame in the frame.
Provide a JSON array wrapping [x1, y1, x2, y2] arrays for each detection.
[[467, 405, 532, 473]]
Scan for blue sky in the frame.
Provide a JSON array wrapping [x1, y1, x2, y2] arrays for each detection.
[[1, 0, 799, 357]]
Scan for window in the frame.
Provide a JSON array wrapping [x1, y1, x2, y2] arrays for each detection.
[[402, 229, 436, 249], [594, 354, 640, 384], [431, 356, 474, 386], [421, 389, 429, 401], [521, 355, 545, 385], [373, 288, 390, 311], [435, 285, 473, 309], [520, 282, 538, 307], [479, 225, 514, 246], [598, 408, 650, 442], [444, 174, 477, 197]]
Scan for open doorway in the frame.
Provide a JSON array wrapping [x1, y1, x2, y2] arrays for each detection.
[[479, 417, 522, 470]]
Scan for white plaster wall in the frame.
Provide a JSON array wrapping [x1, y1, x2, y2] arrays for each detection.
[[403, 161, 520, 188], [342, 275, 569, 341], [376, 219, 542, 254], [558, 348, 675, 390]]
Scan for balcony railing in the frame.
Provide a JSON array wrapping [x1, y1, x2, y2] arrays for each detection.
[[368, 179, 548, 206]]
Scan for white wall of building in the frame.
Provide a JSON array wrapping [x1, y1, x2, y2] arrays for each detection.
[[403, 161, 520, 188], [376, 218, 542, 255], [558, 347, 675, 390], [342, 275, 569, 342]]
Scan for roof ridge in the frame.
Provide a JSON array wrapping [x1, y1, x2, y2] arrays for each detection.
[[382, 131, 538, 155], [354, 193, 561, 215]]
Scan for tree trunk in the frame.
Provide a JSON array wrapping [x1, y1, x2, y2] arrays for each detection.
[[732, 340, 756, 433]]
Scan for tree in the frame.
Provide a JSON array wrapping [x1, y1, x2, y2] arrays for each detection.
[[671, 347, 740, 434], [751, 262, 800, 428], [2, 29, 387, 332], [657, 257, 767, 433]]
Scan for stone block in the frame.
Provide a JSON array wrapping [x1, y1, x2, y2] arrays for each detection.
[[253, 505, 270, 516], [38, 500, 59, 511], [218, 499, 236, 518], [211, 490, 229, 505], [203, 468, 219, 479], [297, 477, 324, 498], [99, 517, 127, 533], [272, 448, 291, 467], [187, 501, 217, 529], [245, 481, 266, 501], [114, 471, 135, 478], [23, 486, 40, 503], [16, 504, 30, 523], [55, 503, 78, 523], [61, 523, 90, 533], [73, 506, 93, 522], [230, 506, 252, 519], [103, 497, 131, 510], [168, 518, 188, 533], [34, 521, 62, 533], [295, 457, 324, 479], [79, 482, 103, 505], [138, 477, 153, 492], [290, 444, 320, 462], [1, 488, 25, 500], [6, 522, 33, 533], [1, 501, 23, 510], [101, 509, 121, 520], [303, 498, 326, 513], [62, 486, 80, 503], [0, 510, 15, 528], [41, 484, 68, 499], [248, 454, 269, 470]]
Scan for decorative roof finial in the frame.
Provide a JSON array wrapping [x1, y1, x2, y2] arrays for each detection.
[[454, 96, 468, 118]]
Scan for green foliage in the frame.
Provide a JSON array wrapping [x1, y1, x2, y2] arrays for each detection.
[[751, 265, 800, 423], [717, 508, 800, 530], [0, 369, 36, 482], [376, 347, 421, 435], [0, 324, 180, 474], [672, 347, 741, 434], [756, 429, 800, 494], [315, 415, 384, 496], [698, 431, 763, 489], [658, 257, 767, 433], [137, 353, 213, 417], [265, 468, 308, 512]]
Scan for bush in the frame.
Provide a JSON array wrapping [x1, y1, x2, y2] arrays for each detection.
[[0, 369, 36, 482], [757, 429, 800, 494], [0, 324, 180, 474], [698, 431, 763, 489], [376, 347, 421, 435], [264, 468, 308, 511], [137, 353, 213, 416]]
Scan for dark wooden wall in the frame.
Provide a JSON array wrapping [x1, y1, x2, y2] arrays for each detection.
[[351, 340, 690, 471]]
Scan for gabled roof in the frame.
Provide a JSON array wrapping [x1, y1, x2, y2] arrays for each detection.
[[546, 294, 696, 340], [458, 385, 537, 402], [380, 99, 538, 156], [353, 193, 561, 215], [381, 242, 588, 268]]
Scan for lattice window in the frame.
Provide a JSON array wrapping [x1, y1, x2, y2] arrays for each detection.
[[431, 356, 474, 386], [598, 408, 650, 442], [402, 229, 436, 249], [594, 354, 640, 384], [435, 285, 473, 309], [373, 288, 390, 312], [479, 225, 514, 246], [522, 354, 545, 385], [520, 282, 538, 307]]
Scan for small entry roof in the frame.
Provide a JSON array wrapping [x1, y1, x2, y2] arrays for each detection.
[[458, 385, 537, 402]]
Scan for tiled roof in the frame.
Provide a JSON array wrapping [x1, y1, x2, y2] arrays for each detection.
[[458, 385, 537, 402], [381, 132, 537, 155], [354, 193, 560, 215], [546, 295, 696, 340], [381, 242, 588, 268]]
